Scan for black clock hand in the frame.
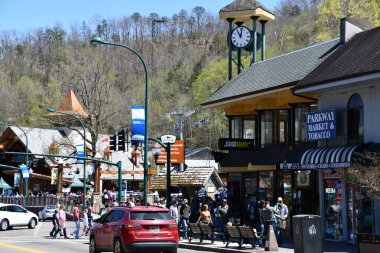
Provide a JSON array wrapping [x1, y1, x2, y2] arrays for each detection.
[[238, 27, 242, 38]]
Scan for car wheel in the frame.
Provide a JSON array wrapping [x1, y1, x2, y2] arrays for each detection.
[[0, 219, 9, 231], [28, 218, 37, 229], [89, 237, 101, 253], [113, 238, 126, 253]]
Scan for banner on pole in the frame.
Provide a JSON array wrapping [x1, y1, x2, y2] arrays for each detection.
[[131, 106, 145, 143], [76, 143, 85, 164], [20, 164, 29, 179]]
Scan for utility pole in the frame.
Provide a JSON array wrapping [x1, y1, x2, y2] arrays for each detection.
[[166, 109, 196, 171]]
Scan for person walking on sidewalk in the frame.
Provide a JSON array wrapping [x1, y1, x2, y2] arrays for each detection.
[[179, 199, 191, 239], [86, 205, 93, 234], [50, 205, 60, 237], [197, 204, 212, 224], [169, 200, 179, 224], [53, 205, 68, 238], [81, 209, 89, 237], [70, 202, 81, 239], [274, 197, 288, 246], [261, 201, 277, 247]]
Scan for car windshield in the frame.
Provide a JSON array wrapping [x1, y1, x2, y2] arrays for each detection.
[[46, 205, 55, 210], [130, 211, 172, 220]]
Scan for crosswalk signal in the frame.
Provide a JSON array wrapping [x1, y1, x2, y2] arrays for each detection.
[[0, 144, 5, 159], [109, 134, 117, 151], [118, 129, 126, 152]]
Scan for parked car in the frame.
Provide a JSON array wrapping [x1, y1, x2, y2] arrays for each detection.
[[38, 204, 56, 221], [89, 206, 179, 253], [0, 203, 38, 231]]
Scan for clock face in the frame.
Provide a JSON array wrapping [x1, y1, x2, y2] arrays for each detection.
[[231, 26, 252, 48]]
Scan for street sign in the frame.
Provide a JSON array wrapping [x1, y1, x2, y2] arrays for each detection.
[[153, 140, 185, 164]]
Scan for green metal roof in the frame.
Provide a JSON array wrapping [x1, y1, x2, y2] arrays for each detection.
[[202, 39, 340, 106]]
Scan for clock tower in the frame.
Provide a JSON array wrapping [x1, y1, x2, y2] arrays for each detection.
[[219, 0, 275, 80]]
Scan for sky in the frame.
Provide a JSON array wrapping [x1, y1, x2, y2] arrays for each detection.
[[0, 0, 279, 33]]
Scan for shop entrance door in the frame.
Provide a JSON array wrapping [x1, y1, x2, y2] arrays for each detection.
[[294, 189, 315, 215], [324, 177, 343, 240], [347, 186, 374, 243]]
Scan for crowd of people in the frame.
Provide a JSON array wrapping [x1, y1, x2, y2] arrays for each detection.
[[42, 187, 289, 246], [164, 195, 289, 247], [50, 203, 93, 239]]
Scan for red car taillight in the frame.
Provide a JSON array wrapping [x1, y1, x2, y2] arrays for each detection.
[[167, 222, 177, 229], [125, 223, 142, 230]]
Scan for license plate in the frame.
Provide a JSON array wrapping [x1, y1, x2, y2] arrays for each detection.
[[150, 226, 160, 232]]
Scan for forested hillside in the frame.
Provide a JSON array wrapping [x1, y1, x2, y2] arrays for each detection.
[[0, 0, 379, 150]]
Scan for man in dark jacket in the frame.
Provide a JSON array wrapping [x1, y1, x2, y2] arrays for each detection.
[[50, 205, 61, 237], [261, 201, 277, 246]]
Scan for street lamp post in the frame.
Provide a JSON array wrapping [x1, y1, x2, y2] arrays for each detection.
[[0, 121, 29, 196], [57, 158, 64, 193], [91, 35, 150, 206], [149, 135, 176, 208], [47, 108, 88, 207]]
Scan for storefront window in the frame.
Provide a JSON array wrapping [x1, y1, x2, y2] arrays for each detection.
[[243, 118, 255, 139], [230, 116, 256, 139], [295, 105, 317, 142], [231, 116, 242, 138], [261, 111, 273, 147], [324, 174, 343, 240], [279, 110, 289, 144], [258, 171, 274, 203], [347, 185, 373, 242], [245, 176, 257, 195], [347, 93, 364, 144]]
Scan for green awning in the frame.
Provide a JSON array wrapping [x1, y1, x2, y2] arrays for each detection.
[[69, 176, 91, 189], [0, 177, 13, 190]]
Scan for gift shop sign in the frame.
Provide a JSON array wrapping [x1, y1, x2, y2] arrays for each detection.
[[307, 110, 336, 141], [153, 140, 184, 164]]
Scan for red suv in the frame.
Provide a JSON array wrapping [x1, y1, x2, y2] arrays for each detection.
[[89, 206, 179, 253]]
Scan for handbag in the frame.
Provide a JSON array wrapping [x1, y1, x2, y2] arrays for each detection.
[[279, 219, 286, 229]]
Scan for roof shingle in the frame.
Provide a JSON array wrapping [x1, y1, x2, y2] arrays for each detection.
[[202, 39, 340, 106], [296, 27, 380, 88]]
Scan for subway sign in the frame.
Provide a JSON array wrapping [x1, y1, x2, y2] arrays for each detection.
[[306, 110, 336, 141], [218, 138, 255, 151]]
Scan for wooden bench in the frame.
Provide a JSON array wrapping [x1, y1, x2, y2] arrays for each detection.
[[188, 223, 203, 242], [225, 225, 260, 248], [199, 223, 217, 243], [188, 223, 218, 243], [225, 225, 243, 247], [238, 226, 260, 248]]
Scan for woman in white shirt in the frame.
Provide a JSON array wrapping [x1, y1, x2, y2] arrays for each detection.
[[82, 209, 89, 237]]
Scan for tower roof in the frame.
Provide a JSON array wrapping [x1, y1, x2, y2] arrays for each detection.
[[219, 0, 275, 23], [48, 90, 89, 119]]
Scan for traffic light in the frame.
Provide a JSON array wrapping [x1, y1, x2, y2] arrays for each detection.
[[118, 129, 126, 152], [0, 144, 5, 159], [109, 134, 117, 151], [31, 159, 38, 169]]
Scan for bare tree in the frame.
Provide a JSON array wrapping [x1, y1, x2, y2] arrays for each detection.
[[347, 150, 380, 199]]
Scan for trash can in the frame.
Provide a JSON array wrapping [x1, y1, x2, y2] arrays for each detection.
[[293, 215, 322, 253]]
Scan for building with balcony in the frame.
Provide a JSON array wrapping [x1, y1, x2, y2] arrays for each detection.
[[203, 15, 379, 242]]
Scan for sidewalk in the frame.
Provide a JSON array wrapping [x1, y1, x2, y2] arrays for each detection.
[[179, 239, 357, 253]]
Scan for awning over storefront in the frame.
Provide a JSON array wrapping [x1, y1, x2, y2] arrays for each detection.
[[300, 145, 359, 169]]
